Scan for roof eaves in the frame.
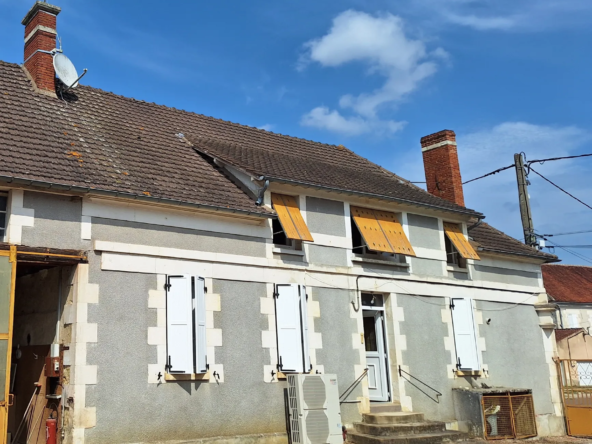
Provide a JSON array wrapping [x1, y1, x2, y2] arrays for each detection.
[[476, 246, 560, 262], [0, 175, 272, 219], [261, 176, 484, 218]]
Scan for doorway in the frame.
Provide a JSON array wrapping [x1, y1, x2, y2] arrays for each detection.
[[362, 293, 390, 402]]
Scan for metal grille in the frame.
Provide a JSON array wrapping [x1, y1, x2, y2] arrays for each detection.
[[511, 395, 537, 438], [287, 375, 301, 444], [302, 375, 326, 409], [482, 393, 537, 440], [483, 395, 514, 439], [305, 410, 330, 444]]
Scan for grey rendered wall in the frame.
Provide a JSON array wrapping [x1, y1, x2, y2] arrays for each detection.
[[472, 265, 540, 287], [477, 301, 554, 415], [407, 214, 440, 250], [313, 287, 362, 425], [92, 218, 267, 257], [21, 192, 89, 250], [85, 268, 287, 444], [397, 296, 554, 423], [305, 197, 346, 237]]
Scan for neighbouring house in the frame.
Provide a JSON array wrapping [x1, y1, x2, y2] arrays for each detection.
[[542, 264, 592, 360], [0, 2, 566, 444]]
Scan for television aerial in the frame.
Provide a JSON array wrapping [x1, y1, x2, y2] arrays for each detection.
[[53, 49, 87, 93]]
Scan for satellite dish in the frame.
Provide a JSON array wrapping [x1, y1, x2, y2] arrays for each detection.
[[53, 52, 80, 89]]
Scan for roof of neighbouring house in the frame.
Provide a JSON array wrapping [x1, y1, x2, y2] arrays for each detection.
[[0, 61, 558, 262], [555, 328, 586, 342], [543, 264, 592, 303], [469, 223, 558, 261]]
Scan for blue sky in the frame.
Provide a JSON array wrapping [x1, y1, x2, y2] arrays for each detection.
[[1, 0, 592, 264]]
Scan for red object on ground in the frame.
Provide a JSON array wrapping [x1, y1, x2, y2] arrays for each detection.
[[46, 417, 57, 444]]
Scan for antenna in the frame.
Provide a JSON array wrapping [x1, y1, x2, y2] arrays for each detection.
[[53, 52, 87, 92]]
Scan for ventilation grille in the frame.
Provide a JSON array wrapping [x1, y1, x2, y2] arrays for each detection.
[[305, 410, 330, 444], [302, 375, 326, 410], [288, 375, 301, 444]]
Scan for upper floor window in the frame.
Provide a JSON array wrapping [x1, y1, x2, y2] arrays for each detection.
[[443, 222, 480, 269], [0, 192, 7, 240], [350, 206, 415, 260], [271, 193, 313, 249]]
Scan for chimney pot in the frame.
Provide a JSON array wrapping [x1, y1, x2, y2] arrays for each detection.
[[22, 1, 61, 93], [421, 129, 465, 207]]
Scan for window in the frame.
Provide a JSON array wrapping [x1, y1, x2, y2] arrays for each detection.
[[443, 222, 480, 268], [350, 206, 415, 258], [271, 194, 313, 249], [450, 298, 480, 371], [165, 275, 207, 374], [0, 192, 7, 240], [274, 284, 310, 373]]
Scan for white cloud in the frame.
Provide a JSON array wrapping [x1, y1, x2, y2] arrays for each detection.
[[301, 107, 406, 136], [299, 10, 443, 135], [258, 124, 275, 132], [445, 14, 516, 31], [398, 122, 592, 264]]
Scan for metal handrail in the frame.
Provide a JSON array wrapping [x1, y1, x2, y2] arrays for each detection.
[[339, 368, 368, 404], [399, 366, 442, 403]]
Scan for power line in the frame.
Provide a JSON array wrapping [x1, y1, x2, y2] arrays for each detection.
[[541, 229, 592, 237], [463, 164, 514, 185], [529, 167, 592, 211], [547, 245, 592, 248], [527, 153, 592, 166], [543, 238, 592, 264]]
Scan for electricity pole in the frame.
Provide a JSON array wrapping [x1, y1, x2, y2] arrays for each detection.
[[514, 153, 536, 247]]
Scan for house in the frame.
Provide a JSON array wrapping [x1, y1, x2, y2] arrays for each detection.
[[0, 2, 566, 444], [542, 264, 592, 359]]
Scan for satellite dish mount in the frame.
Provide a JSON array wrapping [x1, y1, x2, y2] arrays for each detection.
[[52, 44, 87, 93]]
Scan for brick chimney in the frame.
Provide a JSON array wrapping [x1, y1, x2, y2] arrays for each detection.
[[420, 129, 465, 207], [22, 1, 61, 93]]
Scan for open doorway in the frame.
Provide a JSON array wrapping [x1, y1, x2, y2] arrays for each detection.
[[362, 293, 391, 402], [6, 263, 75, 444]]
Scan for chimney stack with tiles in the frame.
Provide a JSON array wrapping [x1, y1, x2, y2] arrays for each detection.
[[22, 1, 61, 92], [420, 129, 465, 207]]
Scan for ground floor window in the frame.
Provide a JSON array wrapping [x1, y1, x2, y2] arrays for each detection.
[[450, 298, 480, 370], [274, 284, 310, 373], [166, 275, 207, 374]]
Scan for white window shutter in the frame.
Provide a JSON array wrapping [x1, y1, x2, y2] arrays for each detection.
[[275, 284, 304, 373], [451, 298, 480, 371], [300, 285, 311, 373], [166, 275, 193, 374], [194, 277, 208, 374]]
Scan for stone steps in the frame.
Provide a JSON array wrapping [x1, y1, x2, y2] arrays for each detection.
[[348, 411, 467, 444], [348, 430, 466, 444], [354, 422, 447, 436], [370, 402, 402, 414]]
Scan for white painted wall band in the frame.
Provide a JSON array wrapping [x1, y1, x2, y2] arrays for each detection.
[[421, 140, 457, 152]]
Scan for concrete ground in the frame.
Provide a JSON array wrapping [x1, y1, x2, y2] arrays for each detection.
[[463, 438, 592, 443]]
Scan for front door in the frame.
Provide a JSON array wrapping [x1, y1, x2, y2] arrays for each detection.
[[0, 249, 16, 444], [363, 309, 389, 401]]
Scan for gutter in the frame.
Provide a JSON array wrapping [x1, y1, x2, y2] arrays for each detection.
[[476, 246, 560, 262], [258, 176, 484, 219], [0, 175, 272, 219]]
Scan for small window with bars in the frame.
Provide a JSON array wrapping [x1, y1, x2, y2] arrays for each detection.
[[0, 192, 7, 240]]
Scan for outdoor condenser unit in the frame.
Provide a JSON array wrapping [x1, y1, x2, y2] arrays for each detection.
[[287, 374, 342, 444]]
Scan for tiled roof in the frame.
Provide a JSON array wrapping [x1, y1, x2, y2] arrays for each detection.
[[555, 328, 585, 342], [188, 136, 482, 217], [468, 223, 557, 261], [0, 61, 268, 216], [543, 264, 592, 303]]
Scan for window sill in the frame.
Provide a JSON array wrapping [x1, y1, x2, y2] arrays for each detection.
[[447, 265, 468, 273], [454, 369, 482, 377], [273, 247, 304, 256], [165, 372, 209, 382], [352, 256, 409, 268]]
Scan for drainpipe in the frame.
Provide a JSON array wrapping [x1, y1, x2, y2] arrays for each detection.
[[256, 178, 270, 206]]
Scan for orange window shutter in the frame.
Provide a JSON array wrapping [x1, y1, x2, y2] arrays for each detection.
[[374, 211, 416, 257], [350, 206, 393, 253], [271, 194, 314, 242], [443, 222, 480, 260]]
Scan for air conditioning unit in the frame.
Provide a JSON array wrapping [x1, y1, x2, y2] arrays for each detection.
[[287, 374, 342, 444]]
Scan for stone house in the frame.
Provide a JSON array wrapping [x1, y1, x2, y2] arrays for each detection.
[[0, 2, 565, 444]]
